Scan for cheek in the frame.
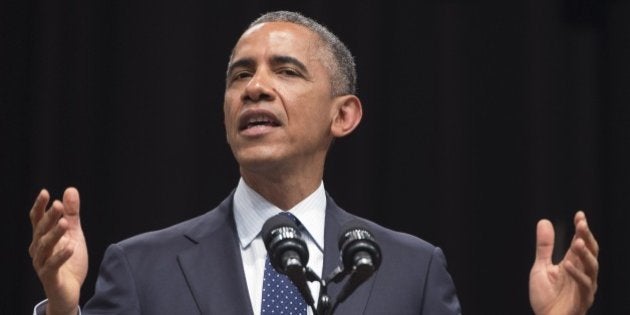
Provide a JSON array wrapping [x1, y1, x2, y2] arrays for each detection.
[[222, 99, 239, 142], [223, 94, 238, 124], [293, 102, 334, 136], [307, 95, 334, 122]]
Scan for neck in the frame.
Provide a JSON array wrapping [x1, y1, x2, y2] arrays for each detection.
[[240, 162, 324, 210]]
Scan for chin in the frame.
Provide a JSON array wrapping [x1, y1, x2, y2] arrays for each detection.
[[234, 148, 285, 171]]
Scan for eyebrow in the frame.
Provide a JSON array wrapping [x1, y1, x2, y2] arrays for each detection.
[[226, 55, 310, 77], [269, 55, 309, 75], [226, 58, 255, 77]]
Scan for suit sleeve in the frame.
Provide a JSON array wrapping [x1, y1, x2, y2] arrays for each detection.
[[421, 247, 462, 315], [82, 244, 142, 314]]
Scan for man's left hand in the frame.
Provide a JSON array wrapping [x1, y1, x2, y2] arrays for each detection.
[[529, 211, 599, 315]]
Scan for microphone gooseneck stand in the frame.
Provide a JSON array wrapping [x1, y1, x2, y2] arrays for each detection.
[[262, 214, 381, 315]]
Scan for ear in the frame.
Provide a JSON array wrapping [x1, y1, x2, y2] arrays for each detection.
[[330, 95, 363, 138]]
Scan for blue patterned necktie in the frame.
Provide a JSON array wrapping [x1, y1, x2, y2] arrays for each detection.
[[261, 213, 308, 315]]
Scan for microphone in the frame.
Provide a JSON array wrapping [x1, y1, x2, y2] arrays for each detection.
[[261, 213, 315, 306], [334, 221, 381, 305]]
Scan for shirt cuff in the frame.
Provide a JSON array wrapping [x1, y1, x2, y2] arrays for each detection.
[[33, 299, 81, 315]]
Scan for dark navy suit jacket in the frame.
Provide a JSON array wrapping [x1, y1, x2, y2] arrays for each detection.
[[81, 193, 461, 314]]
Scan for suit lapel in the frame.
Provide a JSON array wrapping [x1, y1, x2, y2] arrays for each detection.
[[323, 198, 344, 285], [322, 195, 378, 314], [177, 196, 253, 315], [173, 192, 375, 314]]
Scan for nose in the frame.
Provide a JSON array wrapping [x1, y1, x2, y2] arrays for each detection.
[[242, 70, 274, 103]]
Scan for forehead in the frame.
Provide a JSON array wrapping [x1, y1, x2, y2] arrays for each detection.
[[231, 22, 324, 63]]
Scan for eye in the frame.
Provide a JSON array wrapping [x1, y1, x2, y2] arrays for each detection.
[[231, 71, 252, 81], [277, 68, 301, 77]]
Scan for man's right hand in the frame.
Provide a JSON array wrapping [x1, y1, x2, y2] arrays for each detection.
[[29, 187, 88, 315]]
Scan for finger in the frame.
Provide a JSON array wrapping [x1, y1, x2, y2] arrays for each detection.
[[38, 235, 75, 277], [32, 200, 64, 240], [535, 219, 555, 264], [564, 259, 597, 303], [572, 237, 599, 281], [43, 239, 75, 272], [29, 189, 50, 228], [575, 212, 599, 258], [32, 217, 70, 268], [564, 259, 591, 287], [62, 187, 81, 225], [574, 210, 586, 225], [568, 211, 582, 244]]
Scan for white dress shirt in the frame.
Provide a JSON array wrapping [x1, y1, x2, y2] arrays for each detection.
[[233, 178, 326, 315]]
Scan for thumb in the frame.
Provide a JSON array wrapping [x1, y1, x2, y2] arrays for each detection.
[[535, 219, 555, 265], [62, 187, 81, 221]]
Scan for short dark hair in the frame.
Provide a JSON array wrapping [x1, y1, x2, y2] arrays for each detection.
[[245, 11, 357, 96]]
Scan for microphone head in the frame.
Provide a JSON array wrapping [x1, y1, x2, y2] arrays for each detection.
[[261, 213, 309, 273], [338, 221, 382, 272], [333, 221, 382, 305]]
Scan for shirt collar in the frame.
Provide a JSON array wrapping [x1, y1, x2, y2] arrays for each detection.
[[233, 177, 326, 251]]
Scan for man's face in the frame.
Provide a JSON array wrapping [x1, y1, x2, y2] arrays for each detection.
[[224, 22, 336, 173]]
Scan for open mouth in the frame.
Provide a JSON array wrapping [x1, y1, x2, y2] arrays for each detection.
[[239, 112, 281, 131]]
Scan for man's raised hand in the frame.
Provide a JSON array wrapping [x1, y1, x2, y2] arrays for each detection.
[[29, 187, 88, 315], [529, 211, 599, 315]]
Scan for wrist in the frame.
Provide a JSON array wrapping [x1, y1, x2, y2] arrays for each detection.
[[45, 303, 79, 315]]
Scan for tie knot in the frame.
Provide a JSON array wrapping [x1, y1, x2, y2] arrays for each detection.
[[280, 212, 302, 227]]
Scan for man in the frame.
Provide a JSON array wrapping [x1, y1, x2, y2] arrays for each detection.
[[29, 11, 599, 315]]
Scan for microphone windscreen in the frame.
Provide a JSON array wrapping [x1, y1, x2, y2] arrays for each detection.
[[262, 214, 299, 244], [338, 220, 372, 248], [338, 220, 381, 270]]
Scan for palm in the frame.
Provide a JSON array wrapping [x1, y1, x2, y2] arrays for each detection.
[[530, 258, 583, 314]]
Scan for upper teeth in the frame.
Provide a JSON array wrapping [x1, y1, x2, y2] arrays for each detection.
[[249, 115, 270, 124]]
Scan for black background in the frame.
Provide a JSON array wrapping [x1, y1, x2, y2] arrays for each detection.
[[2, 0, 629, 314]]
